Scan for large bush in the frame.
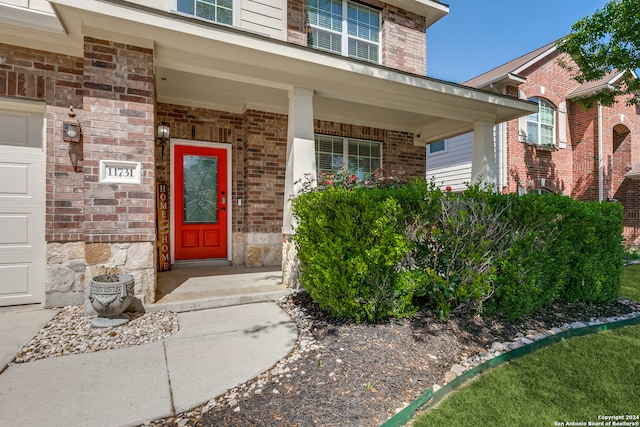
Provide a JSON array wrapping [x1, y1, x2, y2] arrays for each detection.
[[486, 194, 625, 319], [293, 178, 625, 322], [401, 186, 520, 319], [292, 185, 414, 322]]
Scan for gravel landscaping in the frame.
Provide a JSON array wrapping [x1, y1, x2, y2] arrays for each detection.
[[12, 307, 179, 363]]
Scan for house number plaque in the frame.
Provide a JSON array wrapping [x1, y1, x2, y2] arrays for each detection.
[[99, 160, 141, 184]]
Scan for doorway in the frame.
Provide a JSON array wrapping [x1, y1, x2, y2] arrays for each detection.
[[172, 141, 231, 263]]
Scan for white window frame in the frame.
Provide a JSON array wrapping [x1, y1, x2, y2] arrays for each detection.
[[315, 135, 382, 180], [525, 97, 556, 146], [307, 0, 381, 64], [174, 0, 236, 26], [427, 139, 447, 156]]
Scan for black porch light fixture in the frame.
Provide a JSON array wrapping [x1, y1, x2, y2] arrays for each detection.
[[157, 121, 170, 158], [62, 106, 81, 143]]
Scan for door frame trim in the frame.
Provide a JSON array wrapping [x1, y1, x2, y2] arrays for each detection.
[[170, 139, 233, 264]]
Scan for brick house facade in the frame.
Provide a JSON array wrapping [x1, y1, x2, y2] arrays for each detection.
[[0, 0, 534, 308], [431, 41, 640, 248]]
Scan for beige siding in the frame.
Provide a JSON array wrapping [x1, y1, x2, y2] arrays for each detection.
[[123, 0, 286, 39], [241, 0, 286, 39], [426, 133, 473, 192]]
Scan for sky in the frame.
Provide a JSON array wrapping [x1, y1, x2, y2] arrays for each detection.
[[426, 0, 610, 84]]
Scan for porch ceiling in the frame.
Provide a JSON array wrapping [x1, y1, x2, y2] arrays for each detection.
[[43, 0, 537, 143]]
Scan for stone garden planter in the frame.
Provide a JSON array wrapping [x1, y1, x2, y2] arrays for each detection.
[[88, 273, 134, 328]]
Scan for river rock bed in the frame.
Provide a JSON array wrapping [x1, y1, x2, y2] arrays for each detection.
[[14, 305, 179, 363]]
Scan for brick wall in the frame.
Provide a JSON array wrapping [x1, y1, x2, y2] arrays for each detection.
[[0, 43, 85, 241], [243, 110, 288, 233], [82, 38, 156, 243], [156, 103, 245, 232], [381, 5, 426, 75], [287, 0, 306, 46], [155, 105, 427, 238], [503, 50, 640, 246], [286, 0, 426, 75]]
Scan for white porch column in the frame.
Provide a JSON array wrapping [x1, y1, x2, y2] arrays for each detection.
[[282, 87, 315, 235], [471, 120, 497, 188]]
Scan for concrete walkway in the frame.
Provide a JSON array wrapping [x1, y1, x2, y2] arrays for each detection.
[[0, 302, 298, 427]]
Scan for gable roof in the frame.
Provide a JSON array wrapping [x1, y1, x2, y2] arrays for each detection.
[[463, 39, 559, 89], [566, 71, 628, 99], [463, 38, 629, 98]]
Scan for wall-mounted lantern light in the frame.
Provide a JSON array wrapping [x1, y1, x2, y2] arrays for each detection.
[[157, 121, 170, 159], [63, 106, 81, 143]]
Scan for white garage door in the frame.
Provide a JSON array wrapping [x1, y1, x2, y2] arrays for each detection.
[[0, 100, 46, 306]]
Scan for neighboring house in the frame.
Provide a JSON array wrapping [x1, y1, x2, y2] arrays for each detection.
[[0, 0, 535, 308], [427, 40, 640, 248]]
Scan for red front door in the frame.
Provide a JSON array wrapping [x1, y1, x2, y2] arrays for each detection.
[[174, 145, 228, 260]]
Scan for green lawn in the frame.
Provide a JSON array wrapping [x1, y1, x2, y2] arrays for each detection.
[[621, 264, 640, 302], [412, 265, 640, 427]]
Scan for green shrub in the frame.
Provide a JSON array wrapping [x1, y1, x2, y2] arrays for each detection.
[[292, 186, 414, 322], [293, 176, 625, 322], [404, 186, 517, 319], [558, 200, 624, 303], [487, 194, 624, 319], [486, 194, 567, 319]]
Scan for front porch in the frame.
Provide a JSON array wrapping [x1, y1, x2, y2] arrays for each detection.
[[147, 265, 292, 313]]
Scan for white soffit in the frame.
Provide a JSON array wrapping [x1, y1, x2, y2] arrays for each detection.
[[0, 2, 65, 34], [47, 0, 536, 139]]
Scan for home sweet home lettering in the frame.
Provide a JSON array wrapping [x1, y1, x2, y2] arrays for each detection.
[[157, 182, 171, 272]]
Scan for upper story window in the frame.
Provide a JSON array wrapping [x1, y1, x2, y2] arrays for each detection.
[[525, 98, 556, 146], [315, 135, 382, 180], [177, 0, 233, 25], [307, 0, 381, 64], [427, 140, 446, 155]]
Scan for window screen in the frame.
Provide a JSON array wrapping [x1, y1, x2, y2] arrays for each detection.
[[307, 0, 380, 63], [177, 0, 233, 25]]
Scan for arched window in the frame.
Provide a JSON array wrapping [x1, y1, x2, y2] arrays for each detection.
[[525, 98, 556, 146]]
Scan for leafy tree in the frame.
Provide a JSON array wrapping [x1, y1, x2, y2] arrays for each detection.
[[556, 0, 640, 107]]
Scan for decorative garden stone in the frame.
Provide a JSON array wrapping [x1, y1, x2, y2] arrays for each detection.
[[88, 273, 134, 328]]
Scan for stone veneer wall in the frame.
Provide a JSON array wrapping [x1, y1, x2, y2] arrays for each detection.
[[46, 242, 154, 309]]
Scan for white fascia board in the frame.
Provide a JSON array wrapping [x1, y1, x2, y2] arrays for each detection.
[[566, 84, 615, 100], [0, 2, 65, 34], [384, 0, 448, 27], [513, 45, 557, 75]]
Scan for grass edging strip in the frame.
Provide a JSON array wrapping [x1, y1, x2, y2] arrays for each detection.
[[380, 314, 640, 427]]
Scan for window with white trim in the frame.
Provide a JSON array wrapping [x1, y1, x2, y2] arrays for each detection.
[[530, 188, 552, 195], [427, 140, 446, 155], [307, 0, 380, 64], [525, 98, 556, 145], [315, 135, 381, 179], [177, 0, 233, 25]]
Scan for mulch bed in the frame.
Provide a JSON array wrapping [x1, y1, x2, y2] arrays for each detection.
[[151, 292, 635, 427]]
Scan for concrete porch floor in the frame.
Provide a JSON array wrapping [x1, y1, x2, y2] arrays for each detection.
[[145, 265, 293, 313]]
